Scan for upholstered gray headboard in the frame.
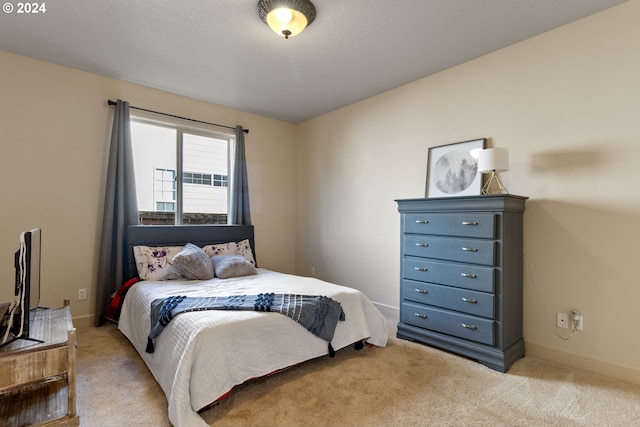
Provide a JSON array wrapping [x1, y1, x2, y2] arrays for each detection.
[[125, 225, 256, 281]]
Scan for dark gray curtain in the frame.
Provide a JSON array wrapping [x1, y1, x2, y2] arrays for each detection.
[[95, 100, 139, 325], [229, 125, 252, 225]]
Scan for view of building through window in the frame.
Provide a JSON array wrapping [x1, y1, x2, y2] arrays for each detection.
[[130, 118, 231, 225]]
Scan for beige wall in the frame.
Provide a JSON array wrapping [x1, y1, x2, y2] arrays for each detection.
[[296, 1, 640, 383], [0, 51, 298, 326]]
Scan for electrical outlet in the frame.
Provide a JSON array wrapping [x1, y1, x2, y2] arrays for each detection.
[[557, 312, 569, 329], [572, 310, 583, 331], [78, 288, 87, 301], [310, 267, 315, 276]]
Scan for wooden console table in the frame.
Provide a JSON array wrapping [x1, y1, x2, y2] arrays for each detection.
[[0, 300, 79, 426]]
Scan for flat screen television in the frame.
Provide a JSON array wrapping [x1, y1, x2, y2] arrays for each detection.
[[0, 228, 43, 347]]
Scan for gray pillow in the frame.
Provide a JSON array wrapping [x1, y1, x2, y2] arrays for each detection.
[[172, 243, 214, 280], [212, 255, 258, 279]]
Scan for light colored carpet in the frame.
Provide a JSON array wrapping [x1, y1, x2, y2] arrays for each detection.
[[76, 324, 640, 426]]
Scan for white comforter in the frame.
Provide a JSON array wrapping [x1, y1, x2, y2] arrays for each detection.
[[118, 268, 389, 427]]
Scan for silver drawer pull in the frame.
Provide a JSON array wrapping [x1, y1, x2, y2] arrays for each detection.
[[415, 219, 429, 224], [461, 247, 478, 252], [461, 273, 477, 278], [461, 323, 477, 330], [415, 313, 428, 319], [414, 267, 428, 272], [462, 297, 478, 304], [461, 221, 478, 226], [415, 243, 429, 247], [415, 289, 428, 294]]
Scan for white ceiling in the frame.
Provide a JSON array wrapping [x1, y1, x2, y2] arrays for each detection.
[[0, 0, 627, 123]]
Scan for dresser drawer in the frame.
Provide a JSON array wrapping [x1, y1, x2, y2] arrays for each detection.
[[404, 258, 495, 293], [402, 280, 494, 318], [401, 302, 495, 345], [404, 213, 496, 238], [404, 235, 495, 266]]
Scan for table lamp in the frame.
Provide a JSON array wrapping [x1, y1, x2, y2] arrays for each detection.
[[478, 148, 509, 195]]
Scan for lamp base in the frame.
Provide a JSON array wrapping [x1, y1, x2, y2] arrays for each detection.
[[482, 171, 508, 195]]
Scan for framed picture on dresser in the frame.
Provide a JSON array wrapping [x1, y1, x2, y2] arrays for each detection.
[[426, 138, 486, 198]]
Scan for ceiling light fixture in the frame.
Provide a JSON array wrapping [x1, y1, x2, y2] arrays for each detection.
[[257, 0, 316, 39]]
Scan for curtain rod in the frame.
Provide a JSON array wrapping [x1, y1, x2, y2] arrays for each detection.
[[107, 100, 249, 134]]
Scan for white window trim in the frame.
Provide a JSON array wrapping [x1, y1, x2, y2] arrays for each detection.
[[131, 112, 234, 225]]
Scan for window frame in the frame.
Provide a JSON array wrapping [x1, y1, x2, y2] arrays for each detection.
[[130, 114, 234, 225]]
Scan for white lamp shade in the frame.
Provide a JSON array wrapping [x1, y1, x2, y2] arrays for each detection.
[[478, 148, 509, 173]]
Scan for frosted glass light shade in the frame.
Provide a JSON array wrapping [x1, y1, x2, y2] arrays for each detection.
[[257, 0, 316, 39], [478, 148, 509, 173], [266, 8, 308, 38]]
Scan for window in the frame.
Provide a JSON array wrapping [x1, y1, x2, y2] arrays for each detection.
[[213, 174, 228, 187], [130, 117, 232, 225], [154, 168, 176, 211], [184, 172, 212, 186], [156, 201, 175, 212]]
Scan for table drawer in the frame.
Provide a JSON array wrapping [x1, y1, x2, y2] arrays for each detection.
[[0, 346, 68, 391], [404, 213, 496, 238], [404, 235, 495, 266], [402, 302, 495, 346], [402, 280, 494, 318], [404, 258, 495, 293]]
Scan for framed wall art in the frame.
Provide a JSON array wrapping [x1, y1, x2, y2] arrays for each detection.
[[425, 138, 486, 198]]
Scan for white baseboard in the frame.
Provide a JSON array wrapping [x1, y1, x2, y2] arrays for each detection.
[[373, 302, 399, 325], [525, 341, 640, 386]]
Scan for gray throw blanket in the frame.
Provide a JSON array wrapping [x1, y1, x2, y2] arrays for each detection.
[[146, 293, 345, 356]]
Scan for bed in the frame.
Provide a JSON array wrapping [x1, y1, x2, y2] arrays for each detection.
[[117, 225, 389, 427]]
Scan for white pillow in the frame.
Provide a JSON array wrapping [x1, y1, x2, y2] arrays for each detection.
[[133, 246, 183, 281]]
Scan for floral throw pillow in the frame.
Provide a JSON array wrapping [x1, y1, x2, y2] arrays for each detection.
[[202, 242, 236, 257], [203, 239, 256, 266], [133, 246, 183, 281], [235, 239, 256, 266]]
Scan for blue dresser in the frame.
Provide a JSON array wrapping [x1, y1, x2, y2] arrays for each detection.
[[396, 195, 527, 372]]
